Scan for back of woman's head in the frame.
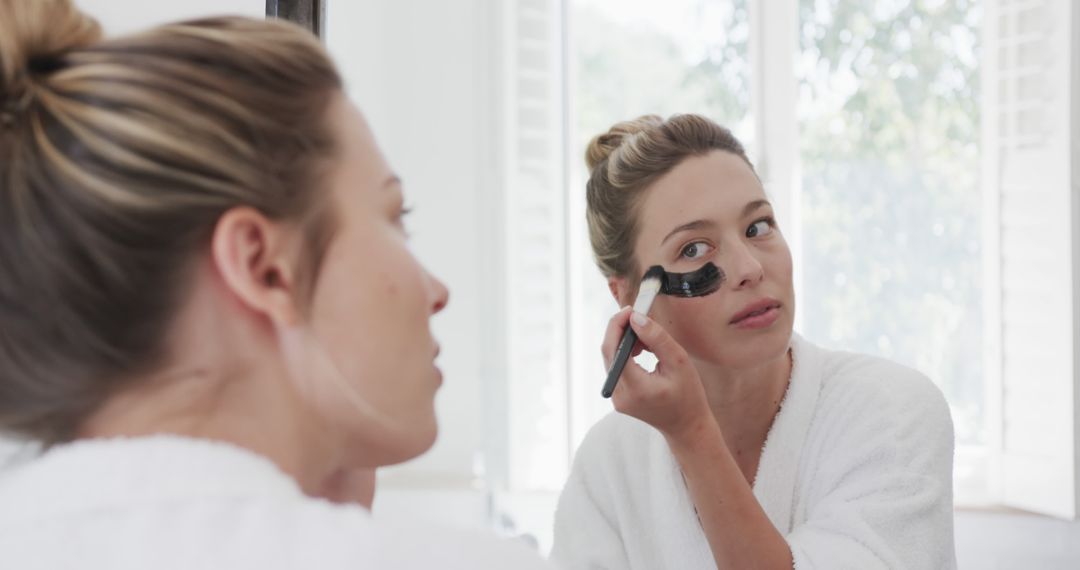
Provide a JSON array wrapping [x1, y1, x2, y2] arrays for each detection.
[[0, 0, 342, 444], [584, 114, 753, 278]]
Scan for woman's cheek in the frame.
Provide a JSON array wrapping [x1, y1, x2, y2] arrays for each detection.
[[656, 297, 723, 349]]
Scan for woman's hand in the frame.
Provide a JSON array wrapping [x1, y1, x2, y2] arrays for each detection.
[[602, 306, 713, 442]]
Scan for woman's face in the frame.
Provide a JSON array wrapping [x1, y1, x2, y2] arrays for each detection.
[[626, 150, 794, 371], [300, 96, 448, 466]]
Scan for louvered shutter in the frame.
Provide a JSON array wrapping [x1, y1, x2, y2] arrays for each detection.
[[984, 0, 1079, 519], [505, 0, 571, 491]]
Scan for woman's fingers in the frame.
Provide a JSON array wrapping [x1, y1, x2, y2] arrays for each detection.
[[605, 310, 712, 437], [600, 306, 653, 393], [628, 311, 690, 370], [607, 312, 673, 403], [600, 308, 698, 410]]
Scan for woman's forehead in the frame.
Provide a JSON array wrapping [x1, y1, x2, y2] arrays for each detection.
[[639, 153, 765, 233]]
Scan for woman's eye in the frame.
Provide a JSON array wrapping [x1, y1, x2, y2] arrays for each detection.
[[679, 241, 713, 259], [396, 205, 413, 235], [746, 218, 774, 238]]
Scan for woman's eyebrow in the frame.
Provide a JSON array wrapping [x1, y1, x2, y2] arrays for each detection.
[[742, 199, 771, 217], [661, 219, 716, 245], [659, 200, 772, 246]]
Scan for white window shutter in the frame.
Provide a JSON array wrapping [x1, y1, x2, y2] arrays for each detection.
[[983, 0, 1079, 519], [503, 0, 570, 491]]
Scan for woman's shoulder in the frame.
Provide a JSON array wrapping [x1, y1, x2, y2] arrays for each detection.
[[813, 341, 944, 400], [96, 491, 551, 568], [565, 410, 673, 490], [574, 411, 662, 466], [99, 496, 551, 568], [0, 437, 552, 569], [799, 338, 952, 429]]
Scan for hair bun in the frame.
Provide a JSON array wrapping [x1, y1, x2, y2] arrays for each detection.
[[1, 0, 101, 113], [584, 114, 663, 171]]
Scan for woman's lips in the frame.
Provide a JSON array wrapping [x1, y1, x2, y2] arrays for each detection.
[[433, 344, 443, 386], [732, 306, 780, 329], [730, 299, 782, 329]]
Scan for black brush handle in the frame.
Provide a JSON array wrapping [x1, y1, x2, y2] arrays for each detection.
[[601, 325, 638, 398]]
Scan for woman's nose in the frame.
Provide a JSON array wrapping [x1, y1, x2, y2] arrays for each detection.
[[725, 242, 764, 290], [429, 271, 449, 314]]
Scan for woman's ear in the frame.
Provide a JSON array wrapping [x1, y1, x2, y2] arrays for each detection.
[[210, 206, 302, 326], [607, 276, 634, 307]]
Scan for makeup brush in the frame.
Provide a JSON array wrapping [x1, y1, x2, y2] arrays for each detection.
[[601, 262, 725, 398], [601, 266, 665, 398]]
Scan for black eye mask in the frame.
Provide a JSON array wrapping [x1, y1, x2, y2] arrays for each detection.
[[601, 262, 726, 398], [658, 262, 725, 298]]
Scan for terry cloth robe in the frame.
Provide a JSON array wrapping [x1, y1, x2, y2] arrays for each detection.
[[550, 334, 957, 569], [0, 435, 555, 570]]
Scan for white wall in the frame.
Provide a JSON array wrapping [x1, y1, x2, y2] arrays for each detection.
[[325, 0, 503, 493]]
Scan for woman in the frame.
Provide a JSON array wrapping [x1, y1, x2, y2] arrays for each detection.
[[550, 115, 956, 569], [0, 1, 551, 567]]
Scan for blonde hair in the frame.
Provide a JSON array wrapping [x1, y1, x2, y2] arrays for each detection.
[[0, 0, 343, 444], [584, 114, 754, 278]]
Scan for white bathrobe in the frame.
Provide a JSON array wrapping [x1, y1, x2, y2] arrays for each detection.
[[550, 335, 957, 569], [0, 435, 553, 570]]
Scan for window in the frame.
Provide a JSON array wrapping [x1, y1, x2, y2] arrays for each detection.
[[795, 0, 988, 500]]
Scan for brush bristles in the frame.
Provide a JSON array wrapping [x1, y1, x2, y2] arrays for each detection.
[[641, 265, 665, 283], [639, 275, 662, 294], [633, 266, 664, 315]]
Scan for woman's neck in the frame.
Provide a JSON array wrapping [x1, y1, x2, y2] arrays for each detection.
[[77, 272, 348, 501], [78, 360, 344, 499], [693, 348, 792, 466]]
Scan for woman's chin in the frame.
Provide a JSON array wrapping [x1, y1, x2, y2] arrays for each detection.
[[694, 325, 792, 370], [739, 324, 792, 357], [355, 420, 438, 467]]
